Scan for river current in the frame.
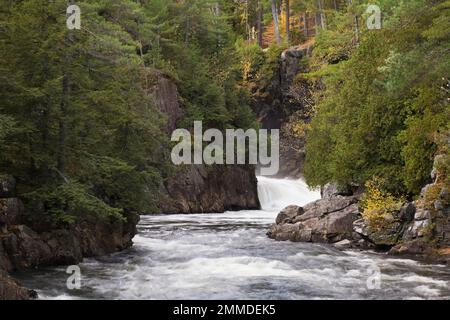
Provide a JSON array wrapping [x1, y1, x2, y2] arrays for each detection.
[[15, 177, 450, 299]]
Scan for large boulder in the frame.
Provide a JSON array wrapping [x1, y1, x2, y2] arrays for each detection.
[[275, 205, 304, 224], [268, 195, 360, 244], [295, 195, 358, 222]]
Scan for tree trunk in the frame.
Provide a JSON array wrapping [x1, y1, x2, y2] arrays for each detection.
[[316, 0, 327, 30], [270, 0, 281, 44], [185, 16, 190, 45], [58, 74, 69, 176], [257, 1, 263, 47], [285, 0, 290, 43], [58, 0, 75, 177], [347, 0, 360, 44], [303, 12, 309, 38], [214, 2, 220, 16]]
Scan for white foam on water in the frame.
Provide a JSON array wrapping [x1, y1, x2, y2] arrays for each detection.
[[15, 177, 450, 300], [257, 176, 321, 211]]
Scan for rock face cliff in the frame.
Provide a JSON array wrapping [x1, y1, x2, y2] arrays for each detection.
[[0, 175, 138, 300], [251, 44, 315, 178], [389, 154, 450, 260], [158, 165, 260, 214], [152, 73, 260, 214], [267, 153, 450, 263], [151, 71, 184, 133]]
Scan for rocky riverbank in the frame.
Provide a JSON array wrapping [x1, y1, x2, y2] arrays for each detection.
[[0, 175, 139, 300], [1, 71, 262, 299], [268, 154, 450, 264], [158, 164, 260, 214]]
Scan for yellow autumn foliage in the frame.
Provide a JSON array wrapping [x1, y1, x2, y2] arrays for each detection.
[[361, 177, 405, 230]]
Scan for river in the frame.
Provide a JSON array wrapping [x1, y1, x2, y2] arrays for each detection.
[[15, 177, 450, 299]]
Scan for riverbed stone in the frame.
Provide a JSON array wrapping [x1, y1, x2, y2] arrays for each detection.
[[268, 196, 360, 244], [334, 239, 353, 250], [276, 205, 303, 224]]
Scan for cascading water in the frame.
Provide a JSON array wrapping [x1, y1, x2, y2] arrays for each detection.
[[257, 176, 320, 211], [15, 177, 450, 300]]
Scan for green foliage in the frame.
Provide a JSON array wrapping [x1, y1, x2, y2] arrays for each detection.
[[25, 182, 124, 224], [257, 44, 287, 88], [0, 0, 257, 222], [0, 115, 15, 144], [235, 39, 265, 82], [304, 0, 450, 196], [361, 177, 405, 230]]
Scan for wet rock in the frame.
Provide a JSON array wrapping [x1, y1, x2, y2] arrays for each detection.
[[267, 222, 301, 241], [276, 205, 303, 224], [268, 196, 360, 244], [334, 239, 353, 250]]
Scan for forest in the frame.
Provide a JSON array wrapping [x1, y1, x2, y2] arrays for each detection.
[[1, 0, 450, 302], [1, 0, 449, 225]]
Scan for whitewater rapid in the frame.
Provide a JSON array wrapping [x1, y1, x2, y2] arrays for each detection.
[[15, 177, 450, 300]]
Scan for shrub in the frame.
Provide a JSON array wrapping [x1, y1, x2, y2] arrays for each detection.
[[361, 177, 405, 230]]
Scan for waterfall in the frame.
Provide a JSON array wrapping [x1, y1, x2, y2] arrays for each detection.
[[257, 176, 321, 212]]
